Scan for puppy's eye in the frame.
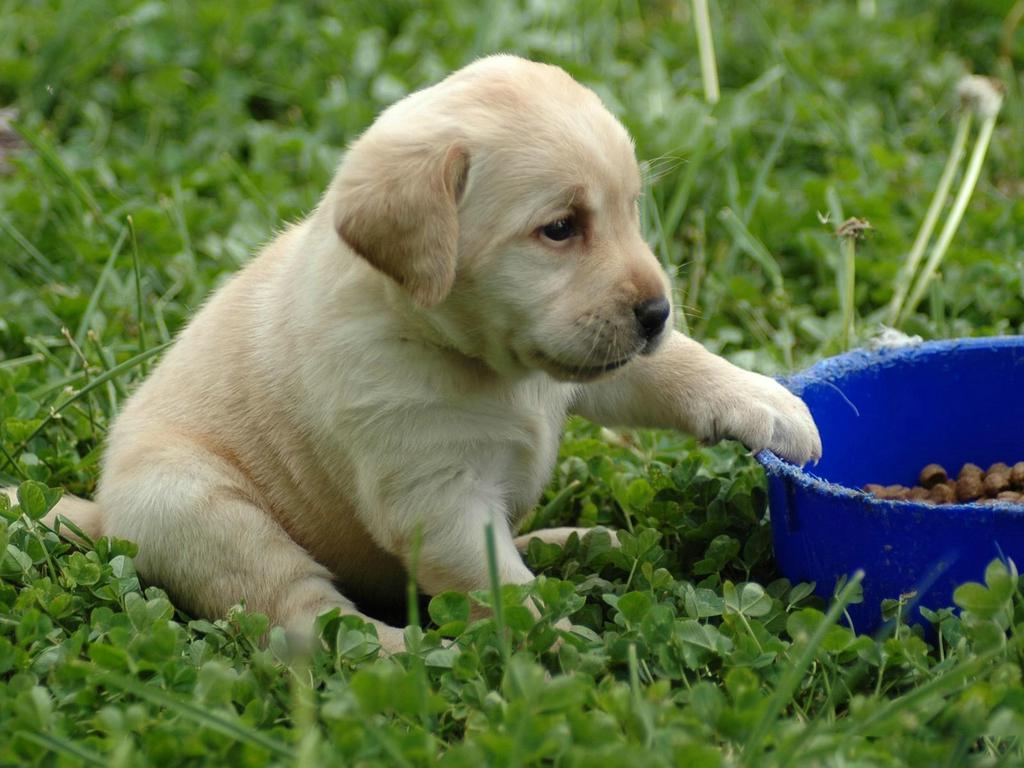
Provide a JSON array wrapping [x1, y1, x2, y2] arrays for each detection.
[[540, 217, 579, 242]]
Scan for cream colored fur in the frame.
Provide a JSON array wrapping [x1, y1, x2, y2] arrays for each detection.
[[15, 56, 820, 653]]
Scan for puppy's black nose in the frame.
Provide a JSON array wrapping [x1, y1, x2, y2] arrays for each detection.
[[634, 297, 671, 340]]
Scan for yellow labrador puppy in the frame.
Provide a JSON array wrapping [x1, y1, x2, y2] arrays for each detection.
[[11, 56, 820, 653]]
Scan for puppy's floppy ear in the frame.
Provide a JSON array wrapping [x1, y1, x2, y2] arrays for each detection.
[[333, 131, 469, 308]]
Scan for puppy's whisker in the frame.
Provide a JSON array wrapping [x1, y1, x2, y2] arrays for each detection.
[[672, 299, 701, 314], [640, 152, 691, 187], [575, 314, 615, 377], [643, 167, 683, 186], [643, 152, 684, 166], [640, 154, 685, 184], [665, 264, 685, 281], [575, 320, 605, 377]]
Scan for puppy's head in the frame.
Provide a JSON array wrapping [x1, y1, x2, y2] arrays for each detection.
[[331, 55, 671, 382]]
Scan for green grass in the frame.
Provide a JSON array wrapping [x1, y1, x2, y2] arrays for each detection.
[[2, 1, 1024, 765]]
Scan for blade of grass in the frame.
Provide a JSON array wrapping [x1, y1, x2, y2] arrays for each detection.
[[1002, 0, 1024, 58], [826, 185, 845, 233], [152, 298, 173, 345], [691, 0, 720, 105], [484, 522, 510, 663], [521, 479, 581, 533], [662, 120, 713, 239], [644, 181, 688, 334], [53, 513, 97, 549], [170, 176, 196, 266], [29, 369, 87, 401], [127, 215, 148, 360], [929, 278, 946, 334], [742, 109, 794, 224], [724, 151, 742, 213], [0, 211, 60, 283], [682, 209, 708, 323], [0, 354, 45, 371], [73, 225, 128, 356], [628, 642, 654, 747], [645, 178, 675, 273], [742, 570, 864, 764], [840, 233, 856, 349], [825, 187, 852, 349], [406, 526, 423, 632], [88, 332, 130, 402], [99, 670, 293, 758], [16, 731, 107, 766], [0, 437, 29, 482], [61, 327, 96, 436], [717, 207, 784, 295], [222, 152, 275, 219], [24, 337, 69, 370]]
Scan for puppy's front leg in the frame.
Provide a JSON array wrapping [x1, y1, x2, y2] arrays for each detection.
[[389, 499, 533, 598], [362, 465, 550, 623], [573, 330, 821, 465]]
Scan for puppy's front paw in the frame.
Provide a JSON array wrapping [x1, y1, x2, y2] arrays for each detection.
[[707, 373, 822, 466]]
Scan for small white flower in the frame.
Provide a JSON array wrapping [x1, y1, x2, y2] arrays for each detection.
[[957, 75, 1003, 120]]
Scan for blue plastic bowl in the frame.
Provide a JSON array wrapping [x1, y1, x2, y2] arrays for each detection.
[[757, 336, 1024, 633]]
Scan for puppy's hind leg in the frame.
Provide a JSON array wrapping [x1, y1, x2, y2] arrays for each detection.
[[273, 572, 408, 656], [99, 441, 406, 655]]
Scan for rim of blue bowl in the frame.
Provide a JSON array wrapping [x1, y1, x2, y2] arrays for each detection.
[[755, 335, 1024, 517]]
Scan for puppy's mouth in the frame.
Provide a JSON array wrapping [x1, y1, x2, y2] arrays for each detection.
[[640, 332, 667, 356], [531, 349, 640, 382]]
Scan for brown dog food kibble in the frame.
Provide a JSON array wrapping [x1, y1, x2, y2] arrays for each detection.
[[957, 474, 985, 502], [890, 484, 912, 500], [869, 484, 905, 500], [862, 459, 1024, 506], [984, 471, 1010, 496], [958, 463, 983, 480], [918, 463, 947, 488], [928, 483, 956, 504], [1011, 462, 1024, 488]]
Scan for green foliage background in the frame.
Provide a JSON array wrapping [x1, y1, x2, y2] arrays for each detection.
[[1, 1, 1023, 765]]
